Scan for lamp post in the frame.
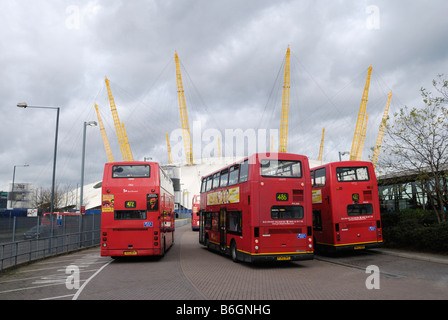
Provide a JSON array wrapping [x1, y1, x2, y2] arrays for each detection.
[[338, 151, 350, 161], [79, 121, 97, 247], [17, 102, 59, 253], [10, 164, 29, 209]]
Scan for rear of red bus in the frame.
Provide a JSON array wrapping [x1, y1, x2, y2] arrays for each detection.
[[312, 161, 383, 252], [249, 153, 314, 262], [100, 161, 175, 257], [191, 195, 200, 231]]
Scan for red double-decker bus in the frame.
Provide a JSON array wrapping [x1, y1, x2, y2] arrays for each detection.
[[191, 195, 200, 231], [100, 161, 175, 257], [311, 161, 383, 252], [199, 153, 313, 263]]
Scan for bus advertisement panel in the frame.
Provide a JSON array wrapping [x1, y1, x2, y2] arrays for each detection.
[[311, 161, 383, 252], [199, 153, 313, 263], [100, 161, 175, 257]]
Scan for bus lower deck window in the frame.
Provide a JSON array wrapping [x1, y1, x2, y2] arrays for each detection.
[[347, 204, 373, 216], [114, 210, 147, 220], [271, 206, 304, 219]]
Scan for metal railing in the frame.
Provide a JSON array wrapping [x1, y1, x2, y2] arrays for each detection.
[[0, 214, 100, 272]]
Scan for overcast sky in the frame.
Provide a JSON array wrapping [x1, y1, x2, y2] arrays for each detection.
[[1, 0, 447, 192]]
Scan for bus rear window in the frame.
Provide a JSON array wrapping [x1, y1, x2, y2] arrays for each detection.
[[336, 167, 369, 182], [271, 206, 304, 219], [114, 210, 147, 220], [112, 165, 150, 178], [347, 204, 373, 216], [260, 160, 302, 178]]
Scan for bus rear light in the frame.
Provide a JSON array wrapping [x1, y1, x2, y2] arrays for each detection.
[[255, 239, 259, 244], [307, 226, 312, 236], [255, 246, 259, 251], [154, 242, 158, 246], [154, 236, 158, 241], [376, 220, 381, 229], [103, 232, 107, 236], [102, 243, 107, 247], [154, 231, 158, 235], [103, 237, 107, 242], [336, 233, 341, 241]]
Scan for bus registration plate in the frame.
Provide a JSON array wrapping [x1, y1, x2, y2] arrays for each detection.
[[124, 250, 138, 256], [277, 256, 291, 261], [354, 245, 365, 250]]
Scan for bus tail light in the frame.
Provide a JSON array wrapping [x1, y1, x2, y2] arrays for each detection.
[[154, 242, 158, 247], [376, 220, 383, 239], [335, 223, 340, 241], [307, 226, 312, 236]]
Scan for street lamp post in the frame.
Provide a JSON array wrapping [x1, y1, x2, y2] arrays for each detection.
[[79, 121, 97, 247], [17, 102, 59, 253]]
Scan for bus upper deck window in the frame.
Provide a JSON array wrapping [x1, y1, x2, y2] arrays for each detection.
[[336, 167, 369, 182], [112, 165, 150, 178], [260, 160, 302, 178]]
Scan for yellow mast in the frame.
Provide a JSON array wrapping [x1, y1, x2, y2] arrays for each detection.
[[174, 51, 193, 165], [105, 77, 133, 161], [371, 91, 392, 169], [279, 45, 291, 153], [121, 123, 133, 161], [166, 133, 173, 164], [356, 114, 369, 160], [350, 65, 372, 160], [318, 128, 325, 162], [94, 104, 114, 162]]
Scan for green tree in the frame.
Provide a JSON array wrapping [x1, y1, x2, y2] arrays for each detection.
[[382, 75, 448, 223]]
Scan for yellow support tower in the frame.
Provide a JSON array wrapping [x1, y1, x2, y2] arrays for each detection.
[[356, 114, 369, 161], [318, 128, 325, 162], [121, 123, 133, 161], [94, 104, 114, 162], [105, 77, 133, 161], [174, 51, 193, 165], [279, 46, 291, 153], [350, 65, 372, 160], [371, 91, 392, 169], [166, 133, 173, 164]]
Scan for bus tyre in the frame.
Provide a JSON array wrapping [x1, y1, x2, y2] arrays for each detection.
[[231, 241, 238, 263]]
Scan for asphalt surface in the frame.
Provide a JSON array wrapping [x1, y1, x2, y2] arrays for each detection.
[[0, 224, 447, 302]]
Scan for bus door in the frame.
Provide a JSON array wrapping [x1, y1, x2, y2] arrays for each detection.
[[312, 167, 332, 244], [219, 207, 227, 251]]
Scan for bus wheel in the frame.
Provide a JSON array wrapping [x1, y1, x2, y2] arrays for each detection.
[[230, 241, 238, 263]]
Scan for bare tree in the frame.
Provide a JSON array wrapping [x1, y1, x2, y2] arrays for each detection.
[[381, 75, 448, 223], [32, 183, 76, 212]]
